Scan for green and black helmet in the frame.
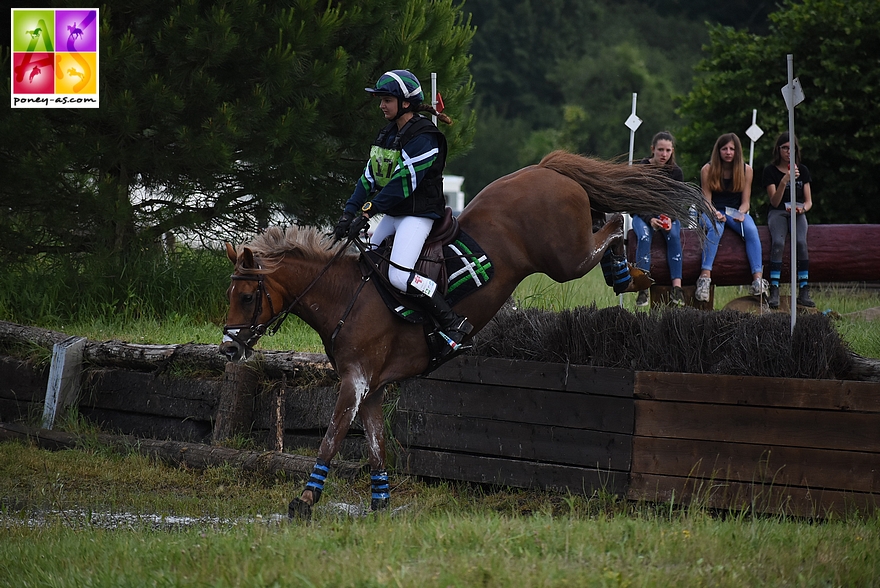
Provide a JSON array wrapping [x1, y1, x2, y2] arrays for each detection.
[[365, 69, 424, 104]]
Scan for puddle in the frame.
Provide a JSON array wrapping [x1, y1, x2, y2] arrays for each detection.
[[1, 502, 409, 530]]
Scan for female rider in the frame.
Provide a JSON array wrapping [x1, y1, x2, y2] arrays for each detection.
[[332, 69, 472, 351]]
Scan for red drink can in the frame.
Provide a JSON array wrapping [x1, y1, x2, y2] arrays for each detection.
[[658, 214, 671, 231]]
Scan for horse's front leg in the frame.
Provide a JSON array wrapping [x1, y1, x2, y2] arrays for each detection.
[[288, 368, 371, 520], [596, 213, 653, 293], [359, 386, 391, 511]]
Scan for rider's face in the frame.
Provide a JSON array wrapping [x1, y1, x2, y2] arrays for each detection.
[[379, 96, 399, 120]]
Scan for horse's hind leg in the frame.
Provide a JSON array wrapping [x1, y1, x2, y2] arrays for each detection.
[[595, 214, 653, 293]]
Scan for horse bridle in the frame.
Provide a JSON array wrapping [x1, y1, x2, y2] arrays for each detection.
[[222, 242, 351, 353]]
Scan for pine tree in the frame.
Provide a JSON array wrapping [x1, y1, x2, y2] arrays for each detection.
[[0, 0, 475, 257]]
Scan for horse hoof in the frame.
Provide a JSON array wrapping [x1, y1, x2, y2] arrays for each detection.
[[627, 267, 654, 292], [370, 497, 390, 512], [288, 498, 313, 521]]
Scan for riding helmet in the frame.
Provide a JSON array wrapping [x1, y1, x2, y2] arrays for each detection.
[[365, 69, 424, 104]]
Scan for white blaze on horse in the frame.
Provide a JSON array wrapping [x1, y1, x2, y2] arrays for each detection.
[[220, 150, 709, 519]]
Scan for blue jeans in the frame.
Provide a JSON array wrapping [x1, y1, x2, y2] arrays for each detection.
[[700, 212, 763, 275], [632, 215, 683, 281]]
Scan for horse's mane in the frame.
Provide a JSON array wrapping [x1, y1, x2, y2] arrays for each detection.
[[240, 226, 356, 267]]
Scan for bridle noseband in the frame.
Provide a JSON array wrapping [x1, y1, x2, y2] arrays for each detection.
[[222, 271, 280, 350]]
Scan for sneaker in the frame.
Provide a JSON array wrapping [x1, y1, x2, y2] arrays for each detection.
[[749, 278, 769, 297], [695, 276, 711, 302], [636, 290, 649, 307], [768, 285, 780, 309], [670, 286, 685, 307], [797, 285, 816, 308]]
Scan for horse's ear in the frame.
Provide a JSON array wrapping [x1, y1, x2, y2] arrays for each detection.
[[225, 242, 237, 265], [240, 247, 256, 269]]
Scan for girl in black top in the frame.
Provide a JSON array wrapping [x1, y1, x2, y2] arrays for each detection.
[[761, 132, 814, 308]]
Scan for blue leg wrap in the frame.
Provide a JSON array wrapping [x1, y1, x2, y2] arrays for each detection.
[[370, 470, 390, 511], [600, 249, 632, 294], [304, 459, 329, 504]]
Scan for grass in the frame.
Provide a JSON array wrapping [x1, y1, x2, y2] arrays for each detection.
[[2, 442, 879, 587]]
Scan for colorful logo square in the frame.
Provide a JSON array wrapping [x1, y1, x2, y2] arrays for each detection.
[[11, 8, 99, 108]]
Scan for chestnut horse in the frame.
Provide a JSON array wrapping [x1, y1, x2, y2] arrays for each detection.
[[220, 150, 708, 519]]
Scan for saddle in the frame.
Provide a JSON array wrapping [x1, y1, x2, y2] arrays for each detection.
[[365, 207, 461, 298]]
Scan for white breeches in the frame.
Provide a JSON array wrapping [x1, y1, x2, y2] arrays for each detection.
[[370, 215, 435, 292]]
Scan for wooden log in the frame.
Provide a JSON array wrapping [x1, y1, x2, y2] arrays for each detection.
[[0, 421, 364, 480], [267, 375, 286, 452], [626, 224, 880, 286], [212, 362, 259, 444], [0, 320, 335, 380]]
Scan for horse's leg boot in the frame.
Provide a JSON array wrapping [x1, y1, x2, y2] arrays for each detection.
[[406, 273, 473, 351], [370, 470, 391, 512], [601, 250, 638, 294]]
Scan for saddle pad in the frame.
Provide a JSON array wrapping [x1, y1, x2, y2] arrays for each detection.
[[370, 230, 494, 323]]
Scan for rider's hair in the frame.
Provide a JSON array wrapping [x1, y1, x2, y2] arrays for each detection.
[[416, 103, 453, 125]]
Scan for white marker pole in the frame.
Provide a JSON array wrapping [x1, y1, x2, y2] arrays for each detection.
[[786, 56, 798, 332], [431, 72, 438, 126], [745, 109, 763, 168], [622, 93, 642, 307]]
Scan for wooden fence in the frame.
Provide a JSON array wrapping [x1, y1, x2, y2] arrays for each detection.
[[2, 321, 878, 517], [395, 356, 880, 518]]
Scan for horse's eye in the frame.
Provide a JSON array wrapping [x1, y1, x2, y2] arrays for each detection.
[[241, 293, 255, 305]]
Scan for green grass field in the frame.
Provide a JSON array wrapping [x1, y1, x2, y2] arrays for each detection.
[[2, 442, 878, 587]]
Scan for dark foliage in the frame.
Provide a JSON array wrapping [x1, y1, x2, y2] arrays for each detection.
[[472, 305, 854, 380]]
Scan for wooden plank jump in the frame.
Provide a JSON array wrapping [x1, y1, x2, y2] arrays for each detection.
[[396, 356, 880, 518]]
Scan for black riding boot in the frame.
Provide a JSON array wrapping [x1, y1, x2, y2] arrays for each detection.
[[406, 273, 473, 351], [797, 285, 816, 308], [768, 285, 780, 309]]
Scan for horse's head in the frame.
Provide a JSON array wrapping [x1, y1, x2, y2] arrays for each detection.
[[219, 242, 284, 362]]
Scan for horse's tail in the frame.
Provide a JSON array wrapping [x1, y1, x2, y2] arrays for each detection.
[[538, 150, 710, 225]]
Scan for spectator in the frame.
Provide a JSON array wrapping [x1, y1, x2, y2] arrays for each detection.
[[761, 132, 814, 308], [632, 131, 685, 307], [695, 133, 767, 302]]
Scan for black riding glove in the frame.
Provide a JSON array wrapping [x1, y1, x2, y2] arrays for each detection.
[[332, 212, 355, 242], [347, 214, 370, 240]]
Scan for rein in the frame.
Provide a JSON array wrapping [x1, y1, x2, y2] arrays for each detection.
[[223, 240, 351, 350]]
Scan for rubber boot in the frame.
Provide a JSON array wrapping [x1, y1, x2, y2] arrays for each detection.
[[797, 285, 816, 308], [768, 285, 780, 309]]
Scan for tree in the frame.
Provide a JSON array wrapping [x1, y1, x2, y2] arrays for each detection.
[[0, 0, 476, 258], [676, 0, 880, 223], [448, 0, 707, 198]]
